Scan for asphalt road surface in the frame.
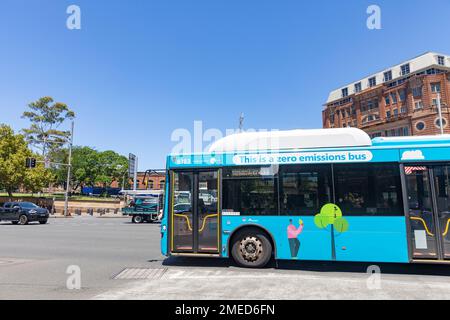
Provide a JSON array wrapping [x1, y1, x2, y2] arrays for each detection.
[[1, 216, 450, 300]]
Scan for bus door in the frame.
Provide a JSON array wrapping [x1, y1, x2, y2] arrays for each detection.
[[404, 165, 450, 260], [170, 170, 220, 254]]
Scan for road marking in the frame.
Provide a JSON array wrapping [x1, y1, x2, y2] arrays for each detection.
[[113, 268, 168, 280]]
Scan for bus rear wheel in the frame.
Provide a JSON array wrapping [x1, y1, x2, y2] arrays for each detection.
[[231, 228, 272, 268]]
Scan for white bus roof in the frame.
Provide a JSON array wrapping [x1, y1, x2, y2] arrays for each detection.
[[208, 128, 372, 153]]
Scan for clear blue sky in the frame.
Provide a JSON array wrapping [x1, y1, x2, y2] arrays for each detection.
[[1, 0, 450, 169]]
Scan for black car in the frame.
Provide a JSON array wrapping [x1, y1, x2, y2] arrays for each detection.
[[0, 202, 49, 225]]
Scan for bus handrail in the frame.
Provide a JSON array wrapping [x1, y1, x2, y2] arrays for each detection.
[[442, 218, 450, 237], [410, 216, 434, 236], [174, 213, 192, 231], [173, 212, 218, 233], [199, 214, 218, 232]]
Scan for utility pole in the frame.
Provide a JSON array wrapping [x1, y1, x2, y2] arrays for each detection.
[[437, 93, 444, 135], [64, 121, 74, 216]]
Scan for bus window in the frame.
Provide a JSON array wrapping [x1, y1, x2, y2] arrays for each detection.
[[279, 164, 333, 215], [222, 166, 278, 216], [334, 163, 403, 216]]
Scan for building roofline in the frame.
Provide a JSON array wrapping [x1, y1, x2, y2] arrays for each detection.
[[325, 51, 450, 105]]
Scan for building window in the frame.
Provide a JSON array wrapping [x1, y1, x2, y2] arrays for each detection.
[[427, 68, 438, 75], [363, 114, 380, 123], [401, 63, 410, 76], [370, 132, 382, 138], [354, 82, 362, 93], [159, 180, 166, 189], [401, 106, 407, 114], [399, 89, 406, 102], [342, 87, 348, 98], [385, 96, 390, 105], [412, 86, 422, 98], [403, 127, 409, 136], [393, 109, 398, 116], [383, 70, 393, 82], [432, 98, 438, 106], [414, 101, 423, 109], [390, 92, 398, 104], [366, 99, 379, 111], [435, 117, 447, 129], [438, 56, 445, 66], [415, 121, 425, 131], [386, 110, 391, 119], [368, 77, 377, 87], [431, 82, 441, 93]]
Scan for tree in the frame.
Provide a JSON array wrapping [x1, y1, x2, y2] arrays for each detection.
[[23, 161, 54, 195], [22, 96, 75, 155], [50, 146, 128, 192], [0, 124, 52, 196], [314, 203, 349, 260], [95, 150, 128, 188]]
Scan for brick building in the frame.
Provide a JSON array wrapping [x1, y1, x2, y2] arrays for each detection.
[[110, 170, 166, 190], [135, 170, 166, 190], [323, 52, 450, 138]]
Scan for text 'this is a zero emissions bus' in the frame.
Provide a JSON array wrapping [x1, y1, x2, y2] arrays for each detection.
[[160, 128, 450, 268]]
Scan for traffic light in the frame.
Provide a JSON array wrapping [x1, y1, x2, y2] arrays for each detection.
[[25, 157, 37, 168]]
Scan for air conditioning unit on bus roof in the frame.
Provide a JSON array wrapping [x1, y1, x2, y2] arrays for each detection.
[[208, 128, 372, 153]]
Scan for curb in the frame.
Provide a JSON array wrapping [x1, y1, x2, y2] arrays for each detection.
[[48, 216, 74, 219]]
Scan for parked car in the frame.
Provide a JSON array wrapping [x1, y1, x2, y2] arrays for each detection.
[[0, 202, 49, 225]]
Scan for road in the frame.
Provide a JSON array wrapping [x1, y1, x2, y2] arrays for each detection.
[[1, 217, 450, 300]]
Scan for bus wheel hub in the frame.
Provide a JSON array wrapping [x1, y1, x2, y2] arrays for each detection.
[[239, 236, 262, 262]]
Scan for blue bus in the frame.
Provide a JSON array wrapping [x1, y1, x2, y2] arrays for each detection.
[[160, 128, 450, 267]]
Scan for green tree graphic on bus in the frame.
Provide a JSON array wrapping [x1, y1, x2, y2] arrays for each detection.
[[314, 203, 349, 260]]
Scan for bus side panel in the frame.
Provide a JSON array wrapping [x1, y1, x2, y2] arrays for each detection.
[[222, 216, 333, 261], [222, 216, 409, 263], [334, 216, 409, 263]]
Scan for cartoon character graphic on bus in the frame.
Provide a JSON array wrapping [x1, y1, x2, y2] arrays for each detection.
[[287, 219, 304, 258]]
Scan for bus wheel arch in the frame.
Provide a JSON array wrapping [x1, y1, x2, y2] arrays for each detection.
[[228, 225, 276, 268]]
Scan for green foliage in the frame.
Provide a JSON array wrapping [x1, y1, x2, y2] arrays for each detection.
[[314, 203, 349, 233], [22, 96, 75, 154], [50, 146, 128, 191], [0, 124, 53, 196], [23, 161, 53, 194]]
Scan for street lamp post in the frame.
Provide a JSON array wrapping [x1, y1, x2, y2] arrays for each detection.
[[437, 93, 444, 135], [64, 121, 74, 216]]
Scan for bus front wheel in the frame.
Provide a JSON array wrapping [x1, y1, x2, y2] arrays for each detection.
[[231, 228, 272, 268]]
